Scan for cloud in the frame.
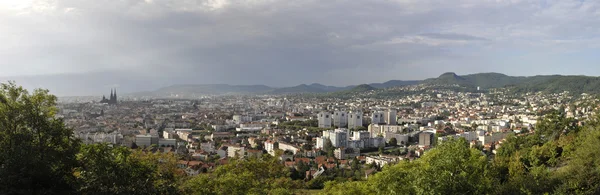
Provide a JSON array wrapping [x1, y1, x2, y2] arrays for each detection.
[[1, 0, 600, 95]]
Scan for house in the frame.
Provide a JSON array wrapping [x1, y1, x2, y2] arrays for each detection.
[[217, 146, 228, 158]]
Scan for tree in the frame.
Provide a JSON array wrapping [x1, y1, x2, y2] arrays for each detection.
[[0, 82, 80, 194], [75, 144, 182, 194], [324, 139, 335, 157], [180, 155, 300, 194], [323, 138, 496, 195], [389, 138, 398, 147]]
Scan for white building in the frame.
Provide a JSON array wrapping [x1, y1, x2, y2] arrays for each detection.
[[348, 111, 363, 130], [321, 128, 349, 148], [368, 124, 405, 138], [385, 109, 397, 125], [278, 142, 300, 155], [366, 155, 401, 167], [227, 145, 246, 158], [318, 111, 332, 128], [233, 115, 253, 124], [371, 111, 385, 124], [332, 111, 348, 128], [135, 134, 158, 148]]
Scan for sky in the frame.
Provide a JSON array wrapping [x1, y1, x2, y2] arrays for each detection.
[[1, 0, 600, 96]]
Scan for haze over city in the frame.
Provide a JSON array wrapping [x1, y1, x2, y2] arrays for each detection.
[[2, 0, 600, 96]]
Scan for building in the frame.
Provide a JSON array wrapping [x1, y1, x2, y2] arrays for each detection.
[[320, 128, 349, 148], [334, 148, 346, 159], [332, 111, 348, 128], [368, 124, 405, 138], [335, 148, 360, 160], [227, 145, 246, 158], [385, 109, 397, 125], [135, 134, 158, 148], [233, 115, 253, 124], [348, 111, 363, 130], [352, 131, 371, 141], [158, 138, 177, 147], [278, 142, 301, 155], [265, 140, 277, 155], [99, 88, 118, 105], [366, 155, 401, 167], [371, 111, 385, 124], [318, 111, 332, 128], [419, 132, 434, 147]]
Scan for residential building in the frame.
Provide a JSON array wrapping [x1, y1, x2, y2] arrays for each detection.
[[318, 111, 332, 128], [419, 132, 434, 147], [371, 111, 385, 124], [385, 109, 397, 125], [348, 111, 363, 129], [332, 111, 348, 128]]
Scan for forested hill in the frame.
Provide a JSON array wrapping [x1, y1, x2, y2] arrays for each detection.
[[423, 72, 600, 94]]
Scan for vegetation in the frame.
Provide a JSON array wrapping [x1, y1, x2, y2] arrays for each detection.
[[322, 111, 600, 195]]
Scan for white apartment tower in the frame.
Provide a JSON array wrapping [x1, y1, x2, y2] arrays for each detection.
[[371, 111, 385, 124], [321, 128, 349, 148], [332, 111, 348, 128], [348, 111, 364, 130], [386, 109, 397, 125], [318, 111, 332, 128]]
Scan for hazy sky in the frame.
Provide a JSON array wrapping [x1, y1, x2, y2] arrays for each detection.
[[1, 0, 600, 95]]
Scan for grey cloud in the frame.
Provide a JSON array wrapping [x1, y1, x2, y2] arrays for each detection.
[[1, 0, 600, 96], [418, 33, 489, 41]]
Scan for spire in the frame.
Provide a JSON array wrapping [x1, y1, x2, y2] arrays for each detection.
[[110, 89, 114, 100]]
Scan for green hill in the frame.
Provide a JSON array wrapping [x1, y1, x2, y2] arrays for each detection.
[[423, 72, 600, 94]]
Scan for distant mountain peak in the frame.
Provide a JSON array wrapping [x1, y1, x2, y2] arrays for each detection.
[[352, 84, 377, 91], [439, 72, 458, 77]]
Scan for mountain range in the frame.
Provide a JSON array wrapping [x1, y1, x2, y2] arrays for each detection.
[[4, 72, 600, 97], [145, 72, 600, 97]]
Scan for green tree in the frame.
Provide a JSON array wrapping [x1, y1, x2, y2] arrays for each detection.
[[0, 82, 80, 194], [324, 139, 335, 157], [180, 155, 301, 194], [389, 138, 397, 147], [75, 144, 180, 194]]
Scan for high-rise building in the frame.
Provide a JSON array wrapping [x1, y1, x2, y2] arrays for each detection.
[[371, 111, 385, 124], [332, 111, 348, 128], [348, 111, 363, 130], [386, 109, 397, 125], [419, 132, 434, 147], [321, 128, 349, 148], [318, 111, 332, 128]]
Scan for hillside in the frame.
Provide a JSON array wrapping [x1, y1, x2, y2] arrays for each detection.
[[368, 80, 421, 88], [422, 72, 600, 94], [137, 72, 600, 97]]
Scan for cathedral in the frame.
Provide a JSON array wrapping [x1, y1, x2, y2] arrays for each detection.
[[100, 89, 118, 105]]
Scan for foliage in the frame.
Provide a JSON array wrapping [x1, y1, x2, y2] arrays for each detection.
[[180, 155, 301, 195], [75, 144, 183, 194], [0, 82, 80, 194], [322, 138, 495, 195]]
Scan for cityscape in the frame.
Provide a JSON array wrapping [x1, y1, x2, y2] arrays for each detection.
[[3, 0, 600, 194]]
